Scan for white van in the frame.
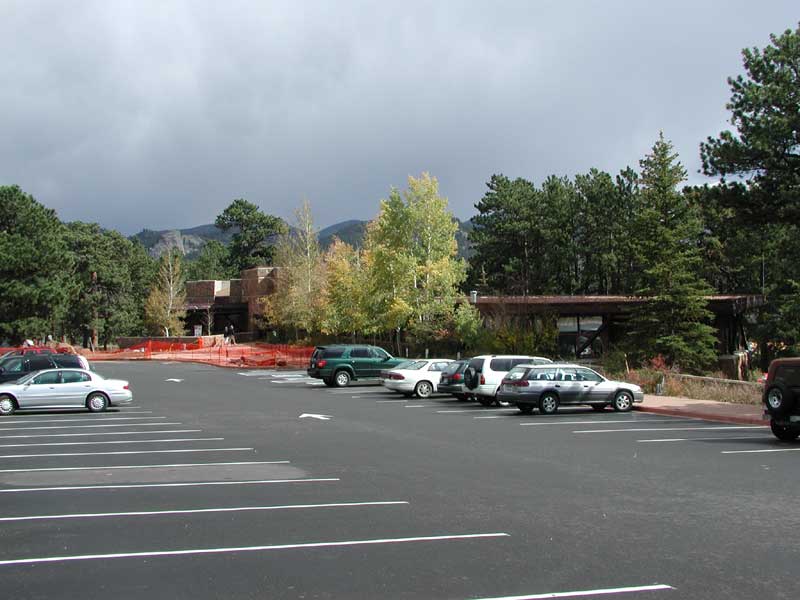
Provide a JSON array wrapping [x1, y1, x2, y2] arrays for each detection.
[[464, 355, 552, 406]]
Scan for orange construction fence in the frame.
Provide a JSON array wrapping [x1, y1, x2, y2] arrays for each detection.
[[86, 341, 314, 369]]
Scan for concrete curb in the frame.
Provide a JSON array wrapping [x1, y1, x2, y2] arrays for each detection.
[[635, 405, 766, 426]]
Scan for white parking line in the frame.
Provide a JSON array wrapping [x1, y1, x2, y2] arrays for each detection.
[[0, 429, 202, 440], [0, 460, 289, 474], [722, 447, 800, 454], [0, 417, 166, 425], [0, 500, 409, 522], [0, 532, 509, 566], [637, 436, 769, 443], [376, 400, 407, 403], [0, 478, 340, 494], [521, 419, 694, 427], [0, 438, 223, 448], [404, 405, 425, 408], [574, 426, 765, 434], [0, 422, 182, 432], [0, 447, 253, 459], [470, 583, 674, 599]]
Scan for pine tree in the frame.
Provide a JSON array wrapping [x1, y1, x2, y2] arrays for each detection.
[[627, 134, 718, 372]]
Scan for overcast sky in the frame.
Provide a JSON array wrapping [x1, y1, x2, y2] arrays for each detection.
[[1, 1, 797, 234]]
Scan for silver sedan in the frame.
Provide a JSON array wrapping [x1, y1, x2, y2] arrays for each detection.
[[0, 368, 132, 415]]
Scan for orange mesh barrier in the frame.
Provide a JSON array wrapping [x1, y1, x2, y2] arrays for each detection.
[[87, 341, 314, 370]]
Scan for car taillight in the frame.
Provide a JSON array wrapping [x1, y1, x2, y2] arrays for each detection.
[[480, 374, 485, 385], [516, 380, 529, 387], [391, 373, 405, 380], [453, 373, 462, 381], [317, 359, 327, 368], [123, 384, 130, 390]]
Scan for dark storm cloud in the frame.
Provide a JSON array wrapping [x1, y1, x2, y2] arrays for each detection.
[[1, 1, 797, 233]]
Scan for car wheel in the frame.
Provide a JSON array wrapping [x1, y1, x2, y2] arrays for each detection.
[[86, 392, 108, 413], [613, 391, 634, 412], [0, 394, 17, 416], [415, 381, 433, 399], [591, 404, 607, 412], [323, 377, 335, 387], [477, 396, 494, 407], [517, 403, 534, 415], [770, 420, 800, 442], [538, 392, 559, 415], [334, 370, 351, 388], [765, 384, 794, 415]]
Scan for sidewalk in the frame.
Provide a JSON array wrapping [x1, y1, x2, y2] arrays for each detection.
[[636, 394, 766, 425]]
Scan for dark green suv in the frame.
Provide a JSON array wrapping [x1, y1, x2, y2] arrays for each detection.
[[307, 345, 404, 387]]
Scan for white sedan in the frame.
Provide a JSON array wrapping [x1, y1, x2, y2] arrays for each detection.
[[382, 359, 453, 398], [0, 368, 132, 415]]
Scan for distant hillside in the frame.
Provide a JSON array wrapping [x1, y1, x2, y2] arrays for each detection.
[[133, 218, 473, 259]]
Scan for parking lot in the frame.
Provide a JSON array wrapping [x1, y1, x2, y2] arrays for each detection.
[[0, 361, 797, 599]]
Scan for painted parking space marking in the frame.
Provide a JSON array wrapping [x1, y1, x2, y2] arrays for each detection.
[[376, 400, 408, 403], [0, 422, 183, 432], [469, 583, 674, 599], [0, 500, 409, 523], [637, 435, 769, 443], [722, 447, 800, 454], [0, 416, 166, 425], [521, 418, 696, 427], [0, 438, 224, 449], [0, 477, 340, 494], [0, 447, 253, 459], [404, 405, 425, 408], [574, 426, 766, 434], [0, 460, 289, 474], [0, 532, 509, 566], [0, 429, 202, 440]]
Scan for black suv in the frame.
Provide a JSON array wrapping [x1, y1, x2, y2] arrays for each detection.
[[763, 357, 800, 441], [0, 354, 89, 384]]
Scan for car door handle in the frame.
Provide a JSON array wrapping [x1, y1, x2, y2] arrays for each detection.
[[555, 384, 561, 388]]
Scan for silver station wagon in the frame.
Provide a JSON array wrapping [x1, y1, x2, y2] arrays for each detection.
[[496, 363, 644, 415]]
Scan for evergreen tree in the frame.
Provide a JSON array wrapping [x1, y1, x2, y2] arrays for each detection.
[[215, 199, 286, 271], [627, 134, 718, 371], [0, 186, 72, 342]]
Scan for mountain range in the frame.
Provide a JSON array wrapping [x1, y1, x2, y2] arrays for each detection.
[[132, 218, 473, 260]]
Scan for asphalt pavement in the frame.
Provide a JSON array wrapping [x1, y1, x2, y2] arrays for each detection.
[[0, 361, 797, 600]]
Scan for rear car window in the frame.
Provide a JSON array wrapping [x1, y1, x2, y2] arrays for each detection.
[[404, 361, 428, 370], [528, 368, 557, 381], [489, 358, 512, 372], [468, 358, 484, 372], [28, 356, 54, 371], [443, 361, 466, 375], [53, 355, 82, 368], [62, 370, 91, 383], [776, 365, 800, 387], [314, 348, 344, 358], [505, 366, 528, 381]]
